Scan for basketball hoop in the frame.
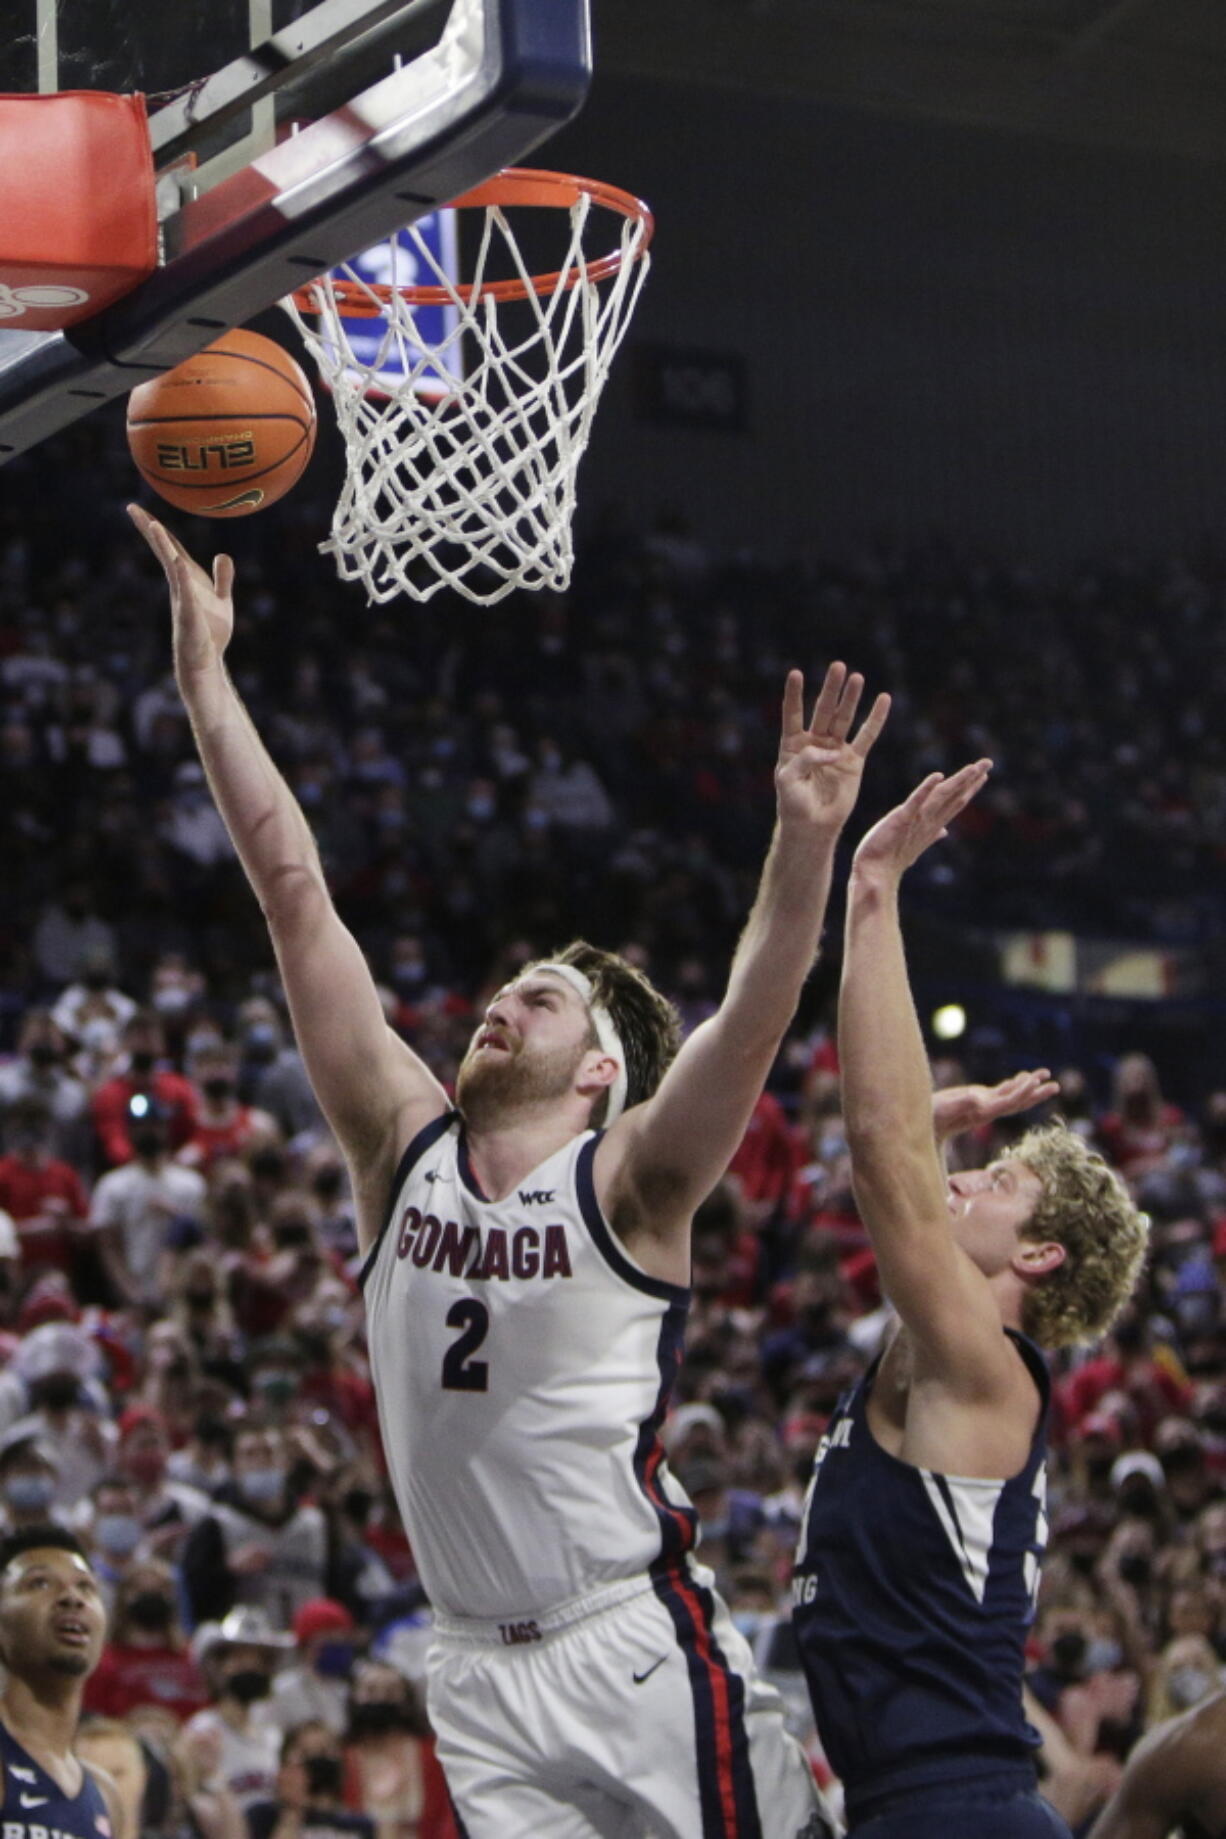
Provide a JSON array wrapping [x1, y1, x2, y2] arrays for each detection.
[[283, 168, 653, 606]]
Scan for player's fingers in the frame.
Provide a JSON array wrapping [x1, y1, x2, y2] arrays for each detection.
[[903, 772, 945, 817], [930, 759, 992, 821], [828, 670, 864, 739], [214, 554, 235, 600], [852, 691, 891, 757], [808, 661, 847, 734], [781, 669, 805, 738]]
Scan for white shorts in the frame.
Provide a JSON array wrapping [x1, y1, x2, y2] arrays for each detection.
[[426, 1564, 833, 1839]]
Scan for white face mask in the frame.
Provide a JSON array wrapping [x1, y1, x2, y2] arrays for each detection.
[[1168, 1664, 1215, 1709]]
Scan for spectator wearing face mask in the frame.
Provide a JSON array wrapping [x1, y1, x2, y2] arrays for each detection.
[[89, 1096, 207, 1307], [184, 1609, 295, 1812], [341, 1661, 455, 1839], [0, 1097, 90, 1284], [84, 1558, 209, 1724], [180, 1047, 279, 1172], [114, 1403, 211, 1560], [181, 1424, 328, 1628], [237, 1000, 322, 1142], [167, 1412, 236, 1499], [84, 1472, 151, 1603], [0, 1322, 117, 1505], [91, 1010, 199, 1167], [1147, 1633, 1226, 1725], [0, 1008, 92, 1167], [248, 1719, 375, 1839], [0, 1432, 64, 1534], [50, 947, 136, 1053], [268, 1600, 359, 1738], [32, 884, 118, 989]]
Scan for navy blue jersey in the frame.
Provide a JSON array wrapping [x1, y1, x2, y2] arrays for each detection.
[[0, 1719, 112, 1838], [792, 1328, 1050, 1804]]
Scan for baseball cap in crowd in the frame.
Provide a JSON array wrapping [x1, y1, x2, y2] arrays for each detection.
[[13, 1322, 101, 1384], [661, 1403, 723, 1454], [1080, 1412, 1125, 1445], [1110, 1451, 1164, 1491], [0, 1429, 61, 1473], [16, 1275, 81, 1333], [192, 1605, 295, 1665], [293, 1597, 355, 1645]]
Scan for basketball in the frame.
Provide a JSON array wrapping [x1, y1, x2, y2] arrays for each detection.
[[126, 328, 317, 518]]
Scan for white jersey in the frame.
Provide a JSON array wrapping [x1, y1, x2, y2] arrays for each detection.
[[361, 1112, 698, 1619]]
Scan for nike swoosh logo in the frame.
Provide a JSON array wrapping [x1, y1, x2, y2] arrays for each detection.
[[208, 488, 265, 511], [20, 1795, 49, 1808], [632, 1654, 668, 1684]]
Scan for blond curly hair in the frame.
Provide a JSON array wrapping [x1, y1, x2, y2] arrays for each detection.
[[1011, 1122, 1149, 1350]]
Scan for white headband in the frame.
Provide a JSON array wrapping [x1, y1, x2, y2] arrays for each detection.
[[534, 962, 629, 1125]]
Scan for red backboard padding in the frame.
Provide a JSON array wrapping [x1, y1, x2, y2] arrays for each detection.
[[0, 91, 157, 330]]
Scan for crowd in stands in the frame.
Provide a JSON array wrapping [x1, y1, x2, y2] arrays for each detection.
[[2, 423, 1226, 1833]]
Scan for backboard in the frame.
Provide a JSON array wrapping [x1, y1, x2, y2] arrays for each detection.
[[0, 0, 591, 462]]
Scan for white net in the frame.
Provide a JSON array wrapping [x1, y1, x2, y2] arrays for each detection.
[[283, 183, 651, 606]]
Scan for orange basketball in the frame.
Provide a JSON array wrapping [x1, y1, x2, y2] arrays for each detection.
[[126, 328, 317, 518]]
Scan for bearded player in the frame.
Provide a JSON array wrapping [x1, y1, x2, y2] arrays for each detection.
[[132, 503, 891, 1838]]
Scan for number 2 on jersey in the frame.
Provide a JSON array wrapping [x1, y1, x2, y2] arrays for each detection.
[[441, 1299, 489, 1391]]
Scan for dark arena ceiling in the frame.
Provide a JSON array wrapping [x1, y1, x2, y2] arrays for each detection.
[[594, 0, 1226, 162]]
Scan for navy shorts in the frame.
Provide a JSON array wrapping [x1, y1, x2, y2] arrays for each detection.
[[845, 1772, 1073, 1839]]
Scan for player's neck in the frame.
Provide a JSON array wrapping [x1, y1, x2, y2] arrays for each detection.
[[0, 1676, 84, 1765], [462, 1106, 588, 1202]]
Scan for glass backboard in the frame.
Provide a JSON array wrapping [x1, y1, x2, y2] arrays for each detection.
[[0, 0, 591, 461]]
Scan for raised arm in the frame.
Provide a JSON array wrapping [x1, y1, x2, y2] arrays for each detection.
[[600, 664, 888, 1256], [129, 507, 447, 1234], [838, 764, 1030, 1399]]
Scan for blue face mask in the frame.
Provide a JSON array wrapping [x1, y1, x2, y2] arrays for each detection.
[[239, 1467, 285, 1507], [314, 1640, 354, 1679], [4, 1475, 55, 1512], [95, 1513, 142, 1558]]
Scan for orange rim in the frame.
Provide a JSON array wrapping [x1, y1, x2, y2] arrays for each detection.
[[290, 168, 654, 317]]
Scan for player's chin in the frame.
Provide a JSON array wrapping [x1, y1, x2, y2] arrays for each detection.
[[46, 1649, 94, 1677]]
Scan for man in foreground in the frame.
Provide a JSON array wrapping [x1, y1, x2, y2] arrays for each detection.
[[793, 765, 1149, 1839], [0, 1525, 122, 1836], [131, 502, 892, 1837]]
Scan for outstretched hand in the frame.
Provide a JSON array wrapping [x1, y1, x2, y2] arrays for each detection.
[[776, 664, 890, 837], [128, 503, 235, 682], [932, 1069, 1060, 1144], [852, 759, 992, 883]]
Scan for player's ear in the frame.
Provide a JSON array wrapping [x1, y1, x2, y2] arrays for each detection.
[[576, 1050, 619, 1098], [1014, 1239, 1065, 1279]]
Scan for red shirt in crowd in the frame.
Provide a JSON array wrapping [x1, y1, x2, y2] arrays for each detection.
[[728, 1092, 801, 1211], [83, 1641, 208, 1723], [0, 1154, 89, 1273], [1059, 1350, 1192, 1445], [91, 1070, 198, 1165], [1096, 1103, 1186, 1179], [182, 1104, 262, 1169]]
